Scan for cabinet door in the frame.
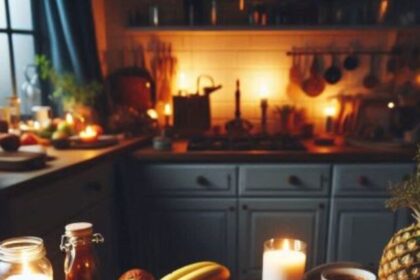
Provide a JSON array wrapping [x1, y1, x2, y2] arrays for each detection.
[[327, 198, 410, 269], [133, 198, 237, 278], [239, 198, 328, 280]]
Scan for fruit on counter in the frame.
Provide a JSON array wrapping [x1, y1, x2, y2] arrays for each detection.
[[20, 132, 50, 146], [119, 269, 155, 280], [162, 261, 230, 280], [0, 134, 21, 151], [52, 130, 70, 140], [57, 121, 74, 136]]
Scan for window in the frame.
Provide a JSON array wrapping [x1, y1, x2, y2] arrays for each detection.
[[0, 0, 38, 114]]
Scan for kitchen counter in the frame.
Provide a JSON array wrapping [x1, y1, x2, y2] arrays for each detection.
[[132, 139, 416, 163], [0, 136, 151, 194]]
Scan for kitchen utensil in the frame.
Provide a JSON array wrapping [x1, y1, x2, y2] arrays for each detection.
[[363, 54, 379, 89], [343, 51, 359, 71], [324, 54, 342, 84], [289, 53, 303, 84], [302, 55, 325, 97]]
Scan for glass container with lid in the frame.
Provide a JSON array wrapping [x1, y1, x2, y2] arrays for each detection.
[[0, 236, 53, 280], [60, 222, 104, 280]]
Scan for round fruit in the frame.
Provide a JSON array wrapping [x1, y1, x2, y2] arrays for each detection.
[[57, 121, 74, 136], [119, 269, 155, 280], [21, 132, 39, 145], [0, 134, 20, 151], [52, 130, 69, 140]]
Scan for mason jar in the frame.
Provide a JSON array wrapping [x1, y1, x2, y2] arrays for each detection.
[[0, 236, 53, 280]]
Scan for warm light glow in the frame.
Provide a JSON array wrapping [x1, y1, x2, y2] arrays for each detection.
[[164, 103, 172, 116], [259, 84, 269, 100], [324, 106, 336, 117], [65, 113, 74, 125], [79, 125, 98, 142], [147, 109, 158, 120], [387, 102, 395, 109], [178, 72, 188, 91], [378, 0, 389, 23], [33, 121, 41, 130], [282, 239, 290, 251], [415, 73, 420, 86]]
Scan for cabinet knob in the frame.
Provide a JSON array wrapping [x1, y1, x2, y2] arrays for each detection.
[[358, 176, 369, 186], [288, 175, 300, 186], [229, 206, 236, 212], [319, 203, 325, 209], [84, 182, 102, 192], [242, 204, 248, 210], [196, 176, 210, 187]]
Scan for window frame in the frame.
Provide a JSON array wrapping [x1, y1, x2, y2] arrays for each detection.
[[0, 0, 42, 108]]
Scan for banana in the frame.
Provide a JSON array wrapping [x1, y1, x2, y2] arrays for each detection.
[[161, 261, 217, 280], [178, 263, 230, 280]]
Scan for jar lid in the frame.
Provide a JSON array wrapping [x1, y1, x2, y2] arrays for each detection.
[[65, 222, 93, 238]]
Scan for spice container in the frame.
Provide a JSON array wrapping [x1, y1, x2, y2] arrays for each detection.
[[60, 222, 104, 280], [0, 236, 53, 280]]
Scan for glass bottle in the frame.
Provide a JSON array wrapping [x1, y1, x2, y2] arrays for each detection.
[[0, 236, 53, 280], [60, 223, 104, 280], [7, 96, 20, 129]]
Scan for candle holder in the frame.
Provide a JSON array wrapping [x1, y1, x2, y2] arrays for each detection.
[[262, 238, 307, 280], [261, 99, 268, 135], [0, 236, 53, 280]]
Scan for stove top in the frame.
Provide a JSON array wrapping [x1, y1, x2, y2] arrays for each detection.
[[187, 135, 306, 151]]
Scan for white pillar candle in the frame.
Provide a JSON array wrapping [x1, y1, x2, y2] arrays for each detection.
[[6, 274, 50, 280], [262, 239, 307, 280]]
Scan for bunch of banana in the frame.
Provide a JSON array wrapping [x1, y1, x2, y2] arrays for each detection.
[[161, 261, 230, 280]]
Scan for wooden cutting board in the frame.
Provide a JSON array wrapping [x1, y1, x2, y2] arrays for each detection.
[[0, 151, 47, 171]]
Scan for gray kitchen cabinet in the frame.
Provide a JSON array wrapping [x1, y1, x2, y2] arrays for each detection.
[[132, 198, 237, 278], [238, 198, 329, 280], [327, 198, 410, 270]]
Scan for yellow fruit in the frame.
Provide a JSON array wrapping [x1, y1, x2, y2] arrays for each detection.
[[161, 262, 230, 280]]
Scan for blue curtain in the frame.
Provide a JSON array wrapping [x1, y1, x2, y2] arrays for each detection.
[[42, 0, 102, 83]]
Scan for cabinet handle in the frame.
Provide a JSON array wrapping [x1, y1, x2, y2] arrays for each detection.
[[358, 176, 369, 186], [84, 182, 102, 192], [242, 204, 248, 210], [288, 175, 300, 186], [196, 176, 210, 187]]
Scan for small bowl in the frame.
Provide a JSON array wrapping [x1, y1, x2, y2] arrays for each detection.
[[321, 268, 377, 280]]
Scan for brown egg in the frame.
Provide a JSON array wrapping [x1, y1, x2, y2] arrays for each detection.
[[119, 269, 155, 280]]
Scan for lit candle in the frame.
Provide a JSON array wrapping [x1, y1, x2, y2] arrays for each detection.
[[147, 109, 158, 120], [79, 125, 98, 143], [324, 105, 336, 134], [178, 72, 188, 96], [262, 239, 307, 280], [164, 103, 172, 127], [6, 274, 50, 280], [259, 85, 269, 135]]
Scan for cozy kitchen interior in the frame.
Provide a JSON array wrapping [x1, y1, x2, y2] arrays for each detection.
[[0, 1, 419, 280]]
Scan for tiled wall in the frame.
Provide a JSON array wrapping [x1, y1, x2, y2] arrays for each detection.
[[95, 0, 399, 133]]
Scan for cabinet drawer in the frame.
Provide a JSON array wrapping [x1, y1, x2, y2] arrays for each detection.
[[239, 164, 331, 197], [134, 164, 236, 196], [332, 164, 414, 197], [8, 162, 113, 233]]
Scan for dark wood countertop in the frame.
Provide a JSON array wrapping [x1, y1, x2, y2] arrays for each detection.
[[0, 136, 151, 194], [132, 140, 416, 163]]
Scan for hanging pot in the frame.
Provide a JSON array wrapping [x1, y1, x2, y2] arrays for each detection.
[[324, 54, 342, 84]]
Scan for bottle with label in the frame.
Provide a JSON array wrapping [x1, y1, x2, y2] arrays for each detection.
[[60, 222, 104, 280]]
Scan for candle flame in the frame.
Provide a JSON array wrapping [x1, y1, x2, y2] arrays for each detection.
[[324, 106, 336, 117], [164, 103, 172, 116], [147, 109, 158, 120], [259, 84, 269, 99], [282, 239, 290, 251], [178, 72, 188, 91], [79, 125, 97, 139], [387, 102, 395, 109]]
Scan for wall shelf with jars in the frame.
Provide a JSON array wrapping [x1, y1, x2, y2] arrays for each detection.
[[124, 0, 419, 31]]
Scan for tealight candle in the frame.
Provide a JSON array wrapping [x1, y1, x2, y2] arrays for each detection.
[[79, 125, 98, 143], [262, 238, 307, 280]]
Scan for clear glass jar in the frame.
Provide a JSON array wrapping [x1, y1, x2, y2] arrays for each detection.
[[0, 236, 53, 280], [60, 223, 104, 280]]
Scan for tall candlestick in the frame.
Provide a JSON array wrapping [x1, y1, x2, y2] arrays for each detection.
[[164, 103, 172, 127], [259, 84, 269, 135], [262, 238, 307, 280]]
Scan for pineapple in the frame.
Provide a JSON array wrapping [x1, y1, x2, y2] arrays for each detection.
[[378, 147, 420, 280]]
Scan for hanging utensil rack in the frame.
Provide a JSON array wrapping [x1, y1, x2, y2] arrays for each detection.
[[286, 49, 400, 56]]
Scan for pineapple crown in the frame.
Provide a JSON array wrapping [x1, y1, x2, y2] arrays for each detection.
[[386, 145, 420, 223]]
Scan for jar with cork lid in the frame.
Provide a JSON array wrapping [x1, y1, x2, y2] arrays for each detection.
[[60, 222, 104, 280]]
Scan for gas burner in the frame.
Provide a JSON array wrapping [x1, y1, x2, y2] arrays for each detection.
[[187, 135, 306, 151]]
